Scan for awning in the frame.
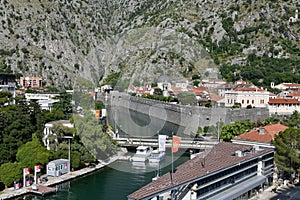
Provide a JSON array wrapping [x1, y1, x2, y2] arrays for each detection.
[[206, 176, 266, 200]]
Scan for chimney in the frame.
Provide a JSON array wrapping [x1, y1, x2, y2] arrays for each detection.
[[235, 150, 242, 157], [258, 128, 265, 135]]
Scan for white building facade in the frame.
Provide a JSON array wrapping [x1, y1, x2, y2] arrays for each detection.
[[43, 120, 74, 150], [225, 88, 270, 108], [268, 98, 300, 115]]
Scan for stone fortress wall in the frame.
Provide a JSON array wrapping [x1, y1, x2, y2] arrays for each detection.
[[100, 92, 269, 134]]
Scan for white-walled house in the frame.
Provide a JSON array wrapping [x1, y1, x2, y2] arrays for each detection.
[[225, 87, 270, 108], [25, 93, 60, 100], [0, 74, 16, 99], [175, 79, 189, 90], [157, 82, 171, 91], [268, 98, 300, 115], [38, 99, 59, 111], [43, 120, 74, 150], [273, 83, 300, 91]]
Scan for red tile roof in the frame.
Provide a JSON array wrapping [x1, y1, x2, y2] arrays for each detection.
[[286, 92, 300, 97], [283, 83, 300, 87], [192, 87, 207, 93], [127, 142, 273, 200], [208, 93, 224, 102], [171, 87, 183, 94], [235, 123, 288, 143], [268, 98, 300, 104], [234, 87, 264, 92]]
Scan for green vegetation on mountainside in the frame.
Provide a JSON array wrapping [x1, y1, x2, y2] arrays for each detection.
[[0, 0, 299, 87]]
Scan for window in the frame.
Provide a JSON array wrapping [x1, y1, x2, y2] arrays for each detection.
[[260, 100, 264, 104], [252, 100, 254, 104], [242, 100, 244, 104]]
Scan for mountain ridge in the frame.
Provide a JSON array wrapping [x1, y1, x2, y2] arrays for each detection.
[[0, 0, 299, 88]]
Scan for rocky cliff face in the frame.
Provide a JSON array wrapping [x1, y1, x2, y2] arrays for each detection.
[[0, 0, 299, 87]]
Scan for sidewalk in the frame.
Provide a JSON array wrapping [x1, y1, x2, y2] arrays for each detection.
[[0, 153, 123, 200], [0, 187, 28, 200], [251, 184, 300, 200]]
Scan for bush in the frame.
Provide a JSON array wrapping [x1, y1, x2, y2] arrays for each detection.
[[21, 48, 29, 54], [246, 105, 252, 109]]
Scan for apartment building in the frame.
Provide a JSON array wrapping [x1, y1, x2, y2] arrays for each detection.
[[128, 142, 274, 200], [20, 77, 42, 89], [0, 74, 16, 97]]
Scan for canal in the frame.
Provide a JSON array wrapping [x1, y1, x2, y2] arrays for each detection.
[[20, 100, 193, 199], [22, 152, 190, 200]]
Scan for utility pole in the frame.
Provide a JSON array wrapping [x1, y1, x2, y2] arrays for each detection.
[[217, 115, 220, 142], [64, 136, 73, 172]]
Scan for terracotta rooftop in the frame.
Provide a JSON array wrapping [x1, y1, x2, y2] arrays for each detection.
[[192, 87, 207, 94], [234, 123, 288, 143], [286, 92, 300, 97], [127, 142, 273, 200], [208, 93, 224, 102], [283, 83, 300, 87], [269, 98, 300, 104], [171, 87, 183, 94], [234, 87, 265, 92]]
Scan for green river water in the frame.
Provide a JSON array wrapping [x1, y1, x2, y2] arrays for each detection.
[[22, 152, 189, 200]]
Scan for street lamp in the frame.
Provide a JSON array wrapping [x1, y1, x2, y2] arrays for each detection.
[[63, 136, 73, 173]]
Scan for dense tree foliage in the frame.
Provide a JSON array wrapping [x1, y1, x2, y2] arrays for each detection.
[[95, 100, 105, 110], [53, 93, 73, 119], [0, 91, 13, 106], [0, 89, 106, 187], [0, 135, 51, 187], [49, 123, 95, 169], [272, 128, 300, 174], [139, 94, 175, 102], [74, 111, 119, 161], [0, 162, 22, 187], [220, 55, 300, 88], [220, 120, 253, 142], [0, 99, 40, 165], [16, 134, 51, 169], [285, 111, 300, 128]]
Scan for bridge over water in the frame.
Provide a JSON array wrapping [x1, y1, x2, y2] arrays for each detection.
[[115, 137, 218, 150]]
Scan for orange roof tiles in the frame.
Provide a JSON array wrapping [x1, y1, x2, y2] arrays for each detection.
[[208, 93, 224, 102], [268, 98, 300, 104], [234, 87, 264, 92], [192, 87, 207, 93], [171, 87, 183, 94], [235, 123, 288, 143], [286, 92, 300, 97], [283, 83, 300, 87]]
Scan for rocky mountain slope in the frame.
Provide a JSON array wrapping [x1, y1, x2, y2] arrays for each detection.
[[0, 0, 299, 88]]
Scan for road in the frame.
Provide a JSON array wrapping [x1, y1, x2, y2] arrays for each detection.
[[253, 185, 300, 200]]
